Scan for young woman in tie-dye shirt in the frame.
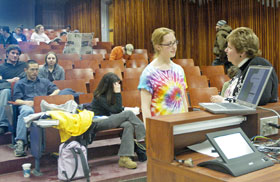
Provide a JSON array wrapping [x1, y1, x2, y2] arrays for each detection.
[[138, 27, 188, 125]]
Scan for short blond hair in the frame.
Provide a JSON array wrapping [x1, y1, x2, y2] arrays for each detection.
[[35, 24, 44, 33], [226, 27, 261, 58], [151, 27, 175, 58]]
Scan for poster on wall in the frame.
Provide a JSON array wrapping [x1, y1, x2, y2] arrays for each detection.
[[63, 32, 94, 54]]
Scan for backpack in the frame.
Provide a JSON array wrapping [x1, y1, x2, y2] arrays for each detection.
[[58, 141, 90, 182]]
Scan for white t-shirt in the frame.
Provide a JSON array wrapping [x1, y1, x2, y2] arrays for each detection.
[[30, 32, 50, 44]]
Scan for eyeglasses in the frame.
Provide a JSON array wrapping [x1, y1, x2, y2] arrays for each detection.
[[160, 40, 179, 47]]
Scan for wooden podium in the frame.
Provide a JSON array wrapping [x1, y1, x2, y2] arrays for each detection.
[[146, 103, 280, 182]]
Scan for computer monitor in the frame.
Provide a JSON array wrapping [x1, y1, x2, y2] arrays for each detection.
[[198, 128, 274, 176]]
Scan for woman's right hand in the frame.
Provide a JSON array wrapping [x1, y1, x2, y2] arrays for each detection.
[[113, 82, 121, 93]]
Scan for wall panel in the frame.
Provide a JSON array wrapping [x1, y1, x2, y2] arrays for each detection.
[[65, 0, 280, 79]]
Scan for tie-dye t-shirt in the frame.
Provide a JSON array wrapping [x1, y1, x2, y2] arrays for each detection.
[[138, 61, 187, 116]]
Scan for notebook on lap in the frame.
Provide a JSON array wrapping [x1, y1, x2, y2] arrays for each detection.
[[199, 66, 273, 114]]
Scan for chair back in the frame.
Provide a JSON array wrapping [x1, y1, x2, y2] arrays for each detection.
[[173, 59, 194, 67], [182, 66, 201, 78], [73, 60, 100, 72], [53, 79, 88, 93], [201, 65, 225, 78], [129, 53, 148, 60], [100, 60, 125, 72], [56, 54, 80, 61], [79, 93, 94, 104], [81, 54, 103, 62], [65, 68, 94, 83], [123, 67, 144, 79], [209, 74, 230, 92], [121, 90, 141, 108], [189, 87, 218, 108], [186, 75, 209, 89], [122, 78, 140, 91], [126, 59, 148, 68]]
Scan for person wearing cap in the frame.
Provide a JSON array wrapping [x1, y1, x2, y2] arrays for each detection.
[[109, 44, 134, 63], [212, 20, 233, 72]]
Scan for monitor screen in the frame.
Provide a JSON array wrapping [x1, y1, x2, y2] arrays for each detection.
[[237, 67, 271, 105], [214, 132, 254, 159]]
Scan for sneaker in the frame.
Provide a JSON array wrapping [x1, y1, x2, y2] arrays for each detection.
[[119, 156, 137, 169], [0, 127, 7, 135], [14, 140, 26, 157]]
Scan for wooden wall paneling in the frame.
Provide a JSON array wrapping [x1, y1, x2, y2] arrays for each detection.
[[64, 0, 280, 81]]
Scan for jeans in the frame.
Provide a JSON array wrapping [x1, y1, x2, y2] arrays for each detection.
[[15, 105, 34, 144], [0, 89, 11, 128], [94, 111, 146, 156]]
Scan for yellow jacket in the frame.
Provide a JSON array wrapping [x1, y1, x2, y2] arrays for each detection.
[[47, 110, 94, 142]]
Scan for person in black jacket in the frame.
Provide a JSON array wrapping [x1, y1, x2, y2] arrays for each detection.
[[0, 26, 18, 47], [211, 27, 278, 105], [91, 72, 145, 169]]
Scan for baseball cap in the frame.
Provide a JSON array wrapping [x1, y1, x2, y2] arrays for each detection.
[[125, 44, 134, 55]]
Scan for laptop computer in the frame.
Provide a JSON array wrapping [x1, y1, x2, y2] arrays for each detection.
[[199, 65, 273, 114]]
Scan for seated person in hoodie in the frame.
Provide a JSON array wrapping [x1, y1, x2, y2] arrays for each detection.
[[38, 51, 65, 82]]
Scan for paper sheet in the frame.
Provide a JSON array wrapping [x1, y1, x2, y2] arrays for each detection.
[[188, 140, 220, 158]]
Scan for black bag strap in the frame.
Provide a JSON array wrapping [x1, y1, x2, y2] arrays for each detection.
[[61, 148, 78, 182], [76, 147, 90, 182]]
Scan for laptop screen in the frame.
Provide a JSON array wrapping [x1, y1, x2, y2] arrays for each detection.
[[236, 66, 272, 105]]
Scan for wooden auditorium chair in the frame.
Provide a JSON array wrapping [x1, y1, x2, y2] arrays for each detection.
[[92, 49, 107, 59], [100, 60, 125, 73], [186, 75, 209, 90], [209, 74, 230, 92], [81, 53, 103, 62], [173, 58, 195, 67], [73, 60, 100, 72], [58, 60, 73, 70], [182, 66, 202, 78], [65, 68, 94, 83], [53, 79, 88, 93], [200, 65, 225, 78], [126, 59, 148, 68], [122, 78, 140, 91], [189, 87, 218, 109], [56, 53, 80, 61], [129, 53, 148, 60], [31, 94, 74, 173], [123, 67, 145, 79]]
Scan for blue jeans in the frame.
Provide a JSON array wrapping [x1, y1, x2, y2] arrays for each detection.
[[15, 105, 34, 144], [94, 111, 146, 156], [0, 89, 11, 128]]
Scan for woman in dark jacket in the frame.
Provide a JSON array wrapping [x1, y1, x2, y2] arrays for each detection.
[[38, 51, 65, 81], [91, 72, 145, 169], [211, 27, 278, 105]]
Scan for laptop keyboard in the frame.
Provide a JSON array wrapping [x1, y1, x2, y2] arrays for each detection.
[[218, 103, 247, 110]]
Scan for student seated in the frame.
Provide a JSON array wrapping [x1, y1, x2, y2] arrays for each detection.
[[0, 45, 26, 135], [38, 51, 65, 81], [13, 60, 60, 157], [30, 24, 51, 44], [210, 27, 278, 105], [90, 72, 145, 169]]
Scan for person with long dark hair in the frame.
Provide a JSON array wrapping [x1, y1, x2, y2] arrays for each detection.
[[38, 51, 65, 82], [91, 72, 145, 169]]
